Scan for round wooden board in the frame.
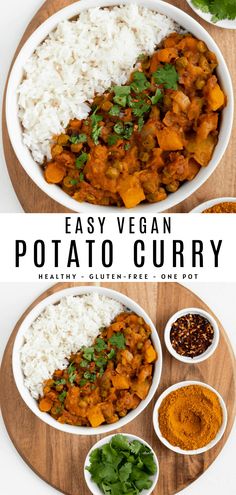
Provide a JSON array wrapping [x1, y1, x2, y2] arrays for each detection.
[[2, 0, 236, 213], [0, 282, 235, 495]]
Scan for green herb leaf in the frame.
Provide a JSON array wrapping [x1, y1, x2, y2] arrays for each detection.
[[108, 348, 116, 360], [138, 117, 144, 132], [119, 462, 133, 483], [75, 152, 88, 169], [91, 107, 103, 144], [95, 337, 107, 352], [80, 359, 89, 368], [131, 71, 150, 93], [109, 332, 126, 349], [69, 373, 77, 384], [114, 122, 124, 135], [79, 379, 88, 387], [107, 134, 120, 146], [70, 133, 87, 144], [58, 390, 67, 402], [113, 85, 131, 96], [79, 172, 84, 182], [150, 88, 163, 105], [67, 363, 76, 374], [153, 63, 179, 90], [95, 356, 107, 368], [124, 143, 130, 151], [83, 347, 95, 361], [84, 371, 96, 382], [192, 0, 236, 21], [54, 378, 66, 385], [109, 105, 121, 116], [70, 179, 78, 185]]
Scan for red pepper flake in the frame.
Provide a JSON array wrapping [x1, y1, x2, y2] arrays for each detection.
[[170, 313, 214, 358]]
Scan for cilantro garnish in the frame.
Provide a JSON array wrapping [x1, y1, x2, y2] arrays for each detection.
[[54, 378, 66, 385], [70, 179, 78, 185], [79, 172, 84, 182], [70, 133, 87, 144], [108, 348, 116, 360], [75, 152, 88, 169], [114, 122, 134, 140], [114, 122, 124, 135], [113, 85, 131, 107], [86, 434, 157, 494], [95, 356, 107, 368], [131, 71, 150, 93], [150, 88, 163, 105], [95, 337, 107, 352], [107, 134, 119, 146], [83, 347, 95, 361], [138, 117, 144, 132], [109, 105, 121, 116], [83, 371, 96, 382], [192, 0, 236, 21], [58, 390, 67, 402], [153, 64, 179, 90], [109, 332, 126, 349], [91, 107, 103, 144]]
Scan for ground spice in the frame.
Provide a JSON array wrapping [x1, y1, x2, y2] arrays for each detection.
[[203, 201, 236, 213], [158, 385, 223, 450], [170, 313, 214, 358]]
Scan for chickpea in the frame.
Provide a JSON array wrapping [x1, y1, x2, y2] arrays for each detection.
[[195, 78, 205, 90], [142, 135, 155, 150], [176, 56, 188, 69], [197, 41, 207, 53], [51, 144, 63, 158], [137, 342, 143, 350], [166, 181, 180, 193], [70, 143, 83, 153], [55, 384, 64, 392], [139, 152, 149, 162], [57, 134, 70, 145], [101, 100, 113, 112], [105, 166, 120, 179], [78, 399, 88, 408]]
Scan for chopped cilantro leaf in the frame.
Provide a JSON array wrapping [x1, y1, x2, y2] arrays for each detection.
[[83, 347, 95, 361], [79, 172, 84, 182], [91, 107, 103, 144], [95, 337, 107, 352], [70, 133, 87, 144], [113, 85, 131, 96], [107, 134, 119, 146], [113, 95, 127, 107], [67, 362, 76, 374], [109, 332, 126, 349], [192, 0, 236, 21], [153, 64, 179, 90], [80, 359, 89, 368], [68, 373, 76, 384], [138, 116, 144, 131], [131, 71, 150, 93], [54, 378, 66, 385], [150, 88, 163, 105], [109, 105, 121, 116], [58, 390, 67, 402], [84, 371, 96, 382], [79, 379, 87, 387], [70, 179, 78, 185], [95, 356, 107, 368], [124, 143, 130, 151], [114, 122, 124, 135], [108, 348, 116, 359], [75, 152, 88, 169]]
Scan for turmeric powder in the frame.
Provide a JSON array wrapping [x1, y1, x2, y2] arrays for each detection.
[[203, 202, 236, 213], [158, 385, 223, 450]]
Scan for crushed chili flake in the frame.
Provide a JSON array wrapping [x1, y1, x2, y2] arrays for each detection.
[[170, 313, 214, 358], [203, 202, 236, 213]]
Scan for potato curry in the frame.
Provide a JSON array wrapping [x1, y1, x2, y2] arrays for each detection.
[[38, 312, 157, 427], [44, 32, 225, 208]]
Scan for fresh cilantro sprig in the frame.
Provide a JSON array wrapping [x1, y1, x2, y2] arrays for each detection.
[[192, 0, 236, 21], [109, 332, 126, 349], [91, 107, 103, 144], [153, 63, 179, 90], [86, 434, 157, 494]]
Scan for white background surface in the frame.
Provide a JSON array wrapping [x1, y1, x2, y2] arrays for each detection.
[[0, 282, 236, 495], [0, 1, 236, 494]]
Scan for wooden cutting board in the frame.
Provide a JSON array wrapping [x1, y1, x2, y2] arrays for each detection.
[[0, 282, 235, 495], [2, 0, 236, 212]]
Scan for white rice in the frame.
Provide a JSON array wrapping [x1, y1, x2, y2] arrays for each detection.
[[17, 4, 179, 163], [20, 293, 124, 399]]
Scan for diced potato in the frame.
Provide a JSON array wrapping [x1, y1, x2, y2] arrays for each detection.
[[118, 176, 145, 208], [156, 127, 183, 151], [208, 83, 225, 111], [87, 405, 105, 428], [111, 374, 130, 389], [133, 381, 150, 400], [145, 345, 157, 364]]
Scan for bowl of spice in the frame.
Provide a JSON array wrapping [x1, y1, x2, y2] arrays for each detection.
[[164, 307, 219, 363], [191, 197, 236, 213], [153, 381, 227, 455]]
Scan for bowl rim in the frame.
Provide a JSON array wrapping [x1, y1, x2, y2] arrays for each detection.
[[84, 432, 159, 495], [12, 285, 162, 435], [190, 197, 236, 213], [152, 380, 228, 455], [164, 306, 220, 364], [5, 0, 234, 213]]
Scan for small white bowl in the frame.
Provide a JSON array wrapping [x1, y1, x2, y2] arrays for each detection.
[[164, 307, 219, 364], [191, 197, 236, 212], [84, 433, 159, 495], [12, 285, 162, 435], [153, 380, 228, 455], [186, 0, 236, 30], [5, 0, 234, 213]]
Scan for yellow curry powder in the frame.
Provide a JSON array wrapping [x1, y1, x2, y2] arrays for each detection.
[[158, 385, 223, 450], [203, 202, 236, 213]]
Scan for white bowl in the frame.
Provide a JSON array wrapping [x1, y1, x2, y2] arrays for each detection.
[[191, 197, 236, 212], [84, 433, 159, 495], [12, 285, 162, 435], [164, 307, 219, 364], [6, 0, 234, 213], [153, 380, 228, 455], [186, 0, 236, 30]]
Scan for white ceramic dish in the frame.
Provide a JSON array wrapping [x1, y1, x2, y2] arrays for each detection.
[[153, 380, 228, 455], [12, 286, 162, 435], [6, 0, 234, 213], [84, 433, 159, 495], [186, 1, 236, 30], [191, 196, 236, 212], [164, 307, 219, 364]]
